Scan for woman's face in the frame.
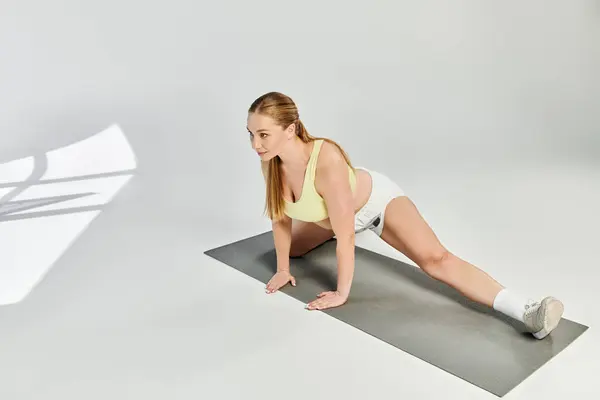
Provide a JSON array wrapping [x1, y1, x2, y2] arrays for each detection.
[[246, 112, 294, 161]]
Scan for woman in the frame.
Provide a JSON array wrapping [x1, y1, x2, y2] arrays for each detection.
[[247, 91, 564, 340]]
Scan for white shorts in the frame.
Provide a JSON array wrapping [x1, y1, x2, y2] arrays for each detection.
[[352, 166, 406, 236]]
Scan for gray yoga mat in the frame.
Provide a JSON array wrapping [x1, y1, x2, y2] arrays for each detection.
[[204, 231, 588, 397]]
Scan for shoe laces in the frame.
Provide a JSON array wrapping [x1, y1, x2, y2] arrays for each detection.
[[524, 299, 540, 317]]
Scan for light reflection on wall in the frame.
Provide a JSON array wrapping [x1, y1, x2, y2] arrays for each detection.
[[0, 124, 137, 305]]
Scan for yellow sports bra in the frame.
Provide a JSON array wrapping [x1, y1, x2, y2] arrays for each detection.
[[284, 139, 357, 222]]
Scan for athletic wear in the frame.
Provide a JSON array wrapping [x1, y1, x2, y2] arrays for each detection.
[[493, 288, 564, 339], [284, 140, 357, 222], [492, 288, 529, 322], [352, 166, 405, 237], [522, 296, 565, 339], [282, 139, 406, 237]]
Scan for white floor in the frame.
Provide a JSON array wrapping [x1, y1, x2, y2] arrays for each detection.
[[1, 1, 599, 398], [0, 128, 597, 399]]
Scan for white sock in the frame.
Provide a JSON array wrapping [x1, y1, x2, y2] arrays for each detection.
[[492, 288, 529, 322]]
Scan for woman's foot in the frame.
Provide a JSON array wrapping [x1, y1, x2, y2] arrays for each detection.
[[523, 296, 564, 339]]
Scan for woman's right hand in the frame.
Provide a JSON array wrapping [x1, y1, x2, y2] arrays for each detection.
[[265, 270, 296, 293]]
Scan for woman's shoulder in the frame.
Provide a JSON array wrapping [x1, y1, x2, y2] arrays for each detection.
[[316, 139, 347, 168]]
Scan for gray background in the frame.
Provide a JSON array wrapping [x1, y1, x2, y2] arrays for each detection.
[[1, 0, 599, 399]]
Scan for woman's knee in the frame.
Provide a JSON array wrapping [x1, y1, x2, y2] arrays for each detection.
[[417, 248, 454, 277], [289, 245, 307, 258], [288, 222, 334, 258]]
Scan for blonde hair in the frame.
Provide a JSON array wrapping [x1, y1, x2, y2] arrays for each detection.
[[248, 91, 355, 221]]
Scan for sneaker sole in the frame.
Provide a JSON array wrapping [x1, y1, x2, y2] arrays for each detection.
[[532, 296, 564, 339]]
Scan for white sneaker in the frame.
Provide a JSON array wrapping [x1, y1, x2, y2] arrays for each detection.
[[523, 296, 564, 339]]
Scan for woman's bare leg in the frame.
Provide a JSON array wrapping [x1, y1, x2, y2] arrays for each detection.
[[289, 220, 335, 258], [379, 196, 503, 306], [378, 196, 564, 339]]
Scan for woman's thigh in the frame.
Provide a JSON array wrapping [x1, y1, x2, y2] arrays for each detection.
[[379, 196, 447, 267], [290, 220, 335, 257]]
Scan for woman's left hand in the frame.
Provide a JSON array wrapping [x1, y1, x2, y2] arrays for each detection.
[[306, 291, 348, 311]]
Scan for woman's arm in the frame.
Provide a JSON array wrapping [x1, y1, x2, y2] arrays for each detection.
[[272, 214, 293, 272], [261, 161, 293, 273], [315, 153, 357, 297]]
